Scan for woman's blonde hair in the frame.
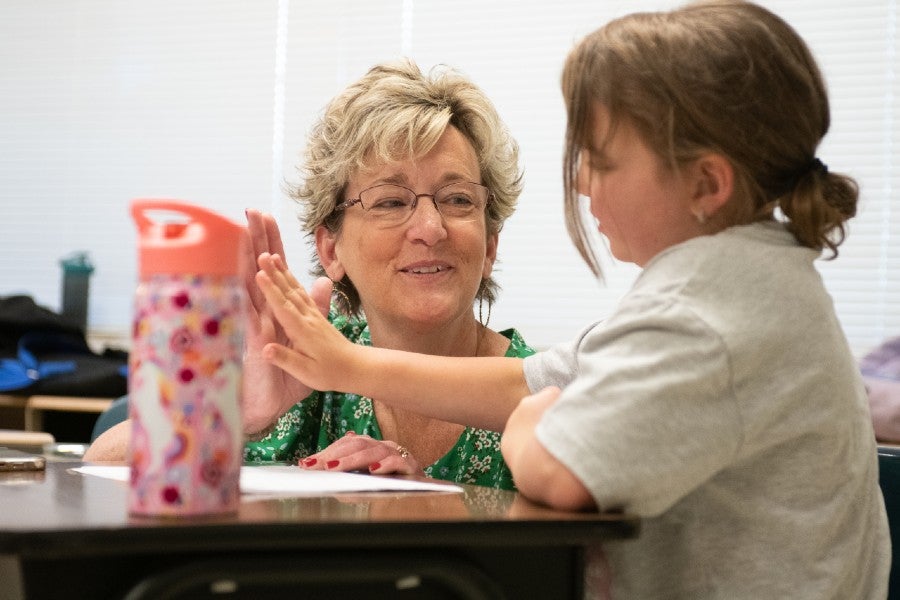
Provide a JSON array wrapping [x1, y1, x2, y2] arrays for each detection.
[[291, 59, 523, 315], [561, 0, 858, 276]]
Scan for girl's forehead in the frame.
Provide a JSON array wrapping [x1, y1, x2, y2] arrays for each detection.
[[585, 103, 619, 149]]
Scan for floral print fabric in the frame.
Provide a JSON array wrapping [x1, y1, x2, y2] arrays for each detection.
[[244, 311, 534, 491]]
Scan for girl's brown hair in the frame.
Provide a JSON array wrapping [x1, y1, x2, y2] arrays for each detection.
[[562, 0, 858, 276]]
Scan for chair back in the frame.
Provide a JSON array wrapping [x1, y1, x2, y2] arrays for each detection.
[[879, 446, 900, 599]]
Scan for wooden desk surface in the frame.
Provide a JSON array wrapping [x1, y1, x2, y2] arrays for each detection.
[[0, 461, 638, 599], [0, 461, 636, 550]]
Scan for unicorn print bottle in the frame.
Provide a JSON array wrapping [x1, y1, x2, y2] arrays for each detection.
[[129, 199, 246, 516]]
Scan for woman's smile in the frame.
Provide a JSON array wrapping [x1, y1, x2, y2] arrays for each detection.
[[400, 260, 453, 276]]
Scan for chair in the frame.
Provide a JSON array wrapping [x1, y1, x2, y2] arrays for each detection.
[[879, 446, 900, 599], [122, 553, 504, 600], [89, 395, 129, 442]]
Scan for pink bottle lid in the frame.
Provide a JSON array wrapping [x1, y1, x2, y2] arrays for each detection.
[[131, 199, 246, 278]]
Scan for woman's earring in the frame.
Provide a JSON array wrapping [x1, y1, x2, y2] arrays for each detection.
[[478, 295, 492, 330], [331, 280, 352, 313]]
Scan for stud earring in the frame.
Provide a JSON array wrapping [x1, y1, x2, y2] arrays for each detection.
[[692, 209, 707, 225]]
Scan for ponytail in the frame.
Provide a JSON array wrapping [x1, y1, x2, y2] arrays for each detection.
[[778, 159, 858, 259]]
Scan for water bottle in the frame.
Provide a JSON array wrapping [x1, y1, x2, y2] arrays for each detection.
[[59, 251, 94, 331], [128, 199, 247, 517]]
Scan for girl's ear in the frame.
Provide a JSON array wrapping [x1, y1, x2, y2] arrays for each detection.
[[315, 225, 345, 281], [690, 153, 734, 222]]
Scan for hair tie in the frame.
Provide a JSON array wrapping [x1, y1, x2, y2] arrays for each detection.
[[777, 157, 830, 196], [809, 157, 828, 177]]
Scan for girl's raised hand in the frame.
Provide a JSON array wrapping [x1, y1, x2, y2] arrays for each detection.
[[255, 251, 363, 394]]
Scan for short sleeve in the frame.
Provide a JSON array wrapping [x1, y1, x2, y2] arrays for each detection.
[[523, 321, 603, 392], [535, 294, 742, 516]]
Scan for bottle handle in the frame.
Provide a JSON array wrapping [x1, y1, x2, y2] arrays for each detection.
[[131, 199, 218, 235], [131, 198, 246, 277]]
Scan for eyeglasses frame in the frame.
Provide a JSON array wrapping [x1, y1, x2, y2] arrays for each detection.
[[335, 181, 493, 224]]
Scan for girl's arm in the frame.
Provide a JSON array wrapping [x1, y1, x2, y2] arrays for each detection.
[[255, 252, 530, 432], [500, 387, 596, 511]]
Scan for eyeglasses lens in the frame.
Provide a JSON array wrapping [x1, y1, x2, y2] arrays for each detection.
[[357, 183, 489, 227]]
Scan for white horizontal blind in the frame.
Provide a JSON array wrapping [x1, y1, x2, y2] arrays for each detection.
[[0, 0, 279, 341], [781, 1, 900, 354], [0, 0, 896, 358]]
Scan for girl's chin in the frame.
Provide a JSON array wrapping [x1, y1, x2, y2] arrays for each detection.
[[605, 242, 631, 264]]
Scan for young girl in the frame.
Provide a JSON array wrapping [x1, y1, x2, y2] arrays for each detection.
[[254, 1, 890, 596]]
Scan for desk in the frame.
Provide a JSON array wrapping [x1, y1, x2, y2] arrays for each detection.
[[0, 395, 27, 412], [0, 394, 114, 442], [0, 429, 54, 452], [0, 395, 27, 430], [23, 395, 113, 432], [0, 461, 638, 599]]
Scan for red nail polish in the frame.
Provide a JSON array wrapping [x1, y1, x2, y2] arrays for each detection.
[[369, 462, 381, 471], [326, 460, 340, 469], [301, 457, 317, 467]]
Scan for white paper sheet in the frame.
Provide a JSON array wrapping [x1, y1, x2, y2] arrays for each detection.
[[73, 465, 463, 495]]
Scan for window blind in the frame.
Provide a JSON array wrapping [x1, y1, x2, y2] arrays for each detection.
[[0, 0, 896, 357]]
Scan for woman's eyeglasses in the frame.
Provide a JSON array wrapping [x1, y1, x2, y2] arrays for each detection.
[[336, 181, 492, 228]]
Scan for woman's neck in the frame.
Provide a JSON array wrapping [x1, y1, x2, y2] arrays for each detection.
[[366, 313, 486, 357], [364, 313, 511, 463]]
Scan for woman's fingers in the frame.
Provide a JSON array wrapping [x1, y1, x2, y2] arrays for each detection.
[[245, 210, 289, 316], [261, 211, 286, 258], [246, 209, 286, 263], [299, 435, 422, 475], [366, 454, 420, 476], [243, 211, 268, 317]]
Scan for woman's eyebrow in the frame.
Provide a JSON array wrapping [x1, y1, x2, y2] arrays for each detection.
[[366, 171, 476, 188], [435, 171, 477, 185]]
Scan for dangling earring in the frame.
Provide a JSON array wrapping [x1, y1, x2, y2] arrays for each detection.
[[331, 279, 352, 313], [478, 293, 492, 330]]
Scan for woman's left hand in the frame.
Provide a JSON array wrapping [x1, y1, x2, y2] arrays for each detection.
[[299, 432, 423, 476]]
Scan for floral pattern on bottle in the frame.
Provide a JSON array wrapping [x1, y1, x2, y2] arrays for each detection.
[[129, 274, 245, 516]]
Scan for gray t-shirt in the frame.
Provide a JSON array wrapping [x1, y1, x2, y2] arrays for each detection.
[[525, 222, 890, 599]]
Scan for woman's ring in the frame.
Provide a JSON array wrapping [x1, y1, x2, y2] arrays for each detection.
[[397, 445, 410, 459]]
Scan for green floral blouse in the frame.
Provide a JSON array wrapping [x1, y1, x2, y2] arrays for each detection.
[[244, 311, 535, 491]]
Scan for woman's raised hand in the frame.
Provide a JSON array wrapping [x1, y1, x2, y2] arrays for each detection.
[[241, 209, 331, 436]]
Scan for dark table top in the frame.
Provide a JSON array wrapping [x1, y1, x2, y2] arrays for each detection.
[[0, 461, 639, 560]]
